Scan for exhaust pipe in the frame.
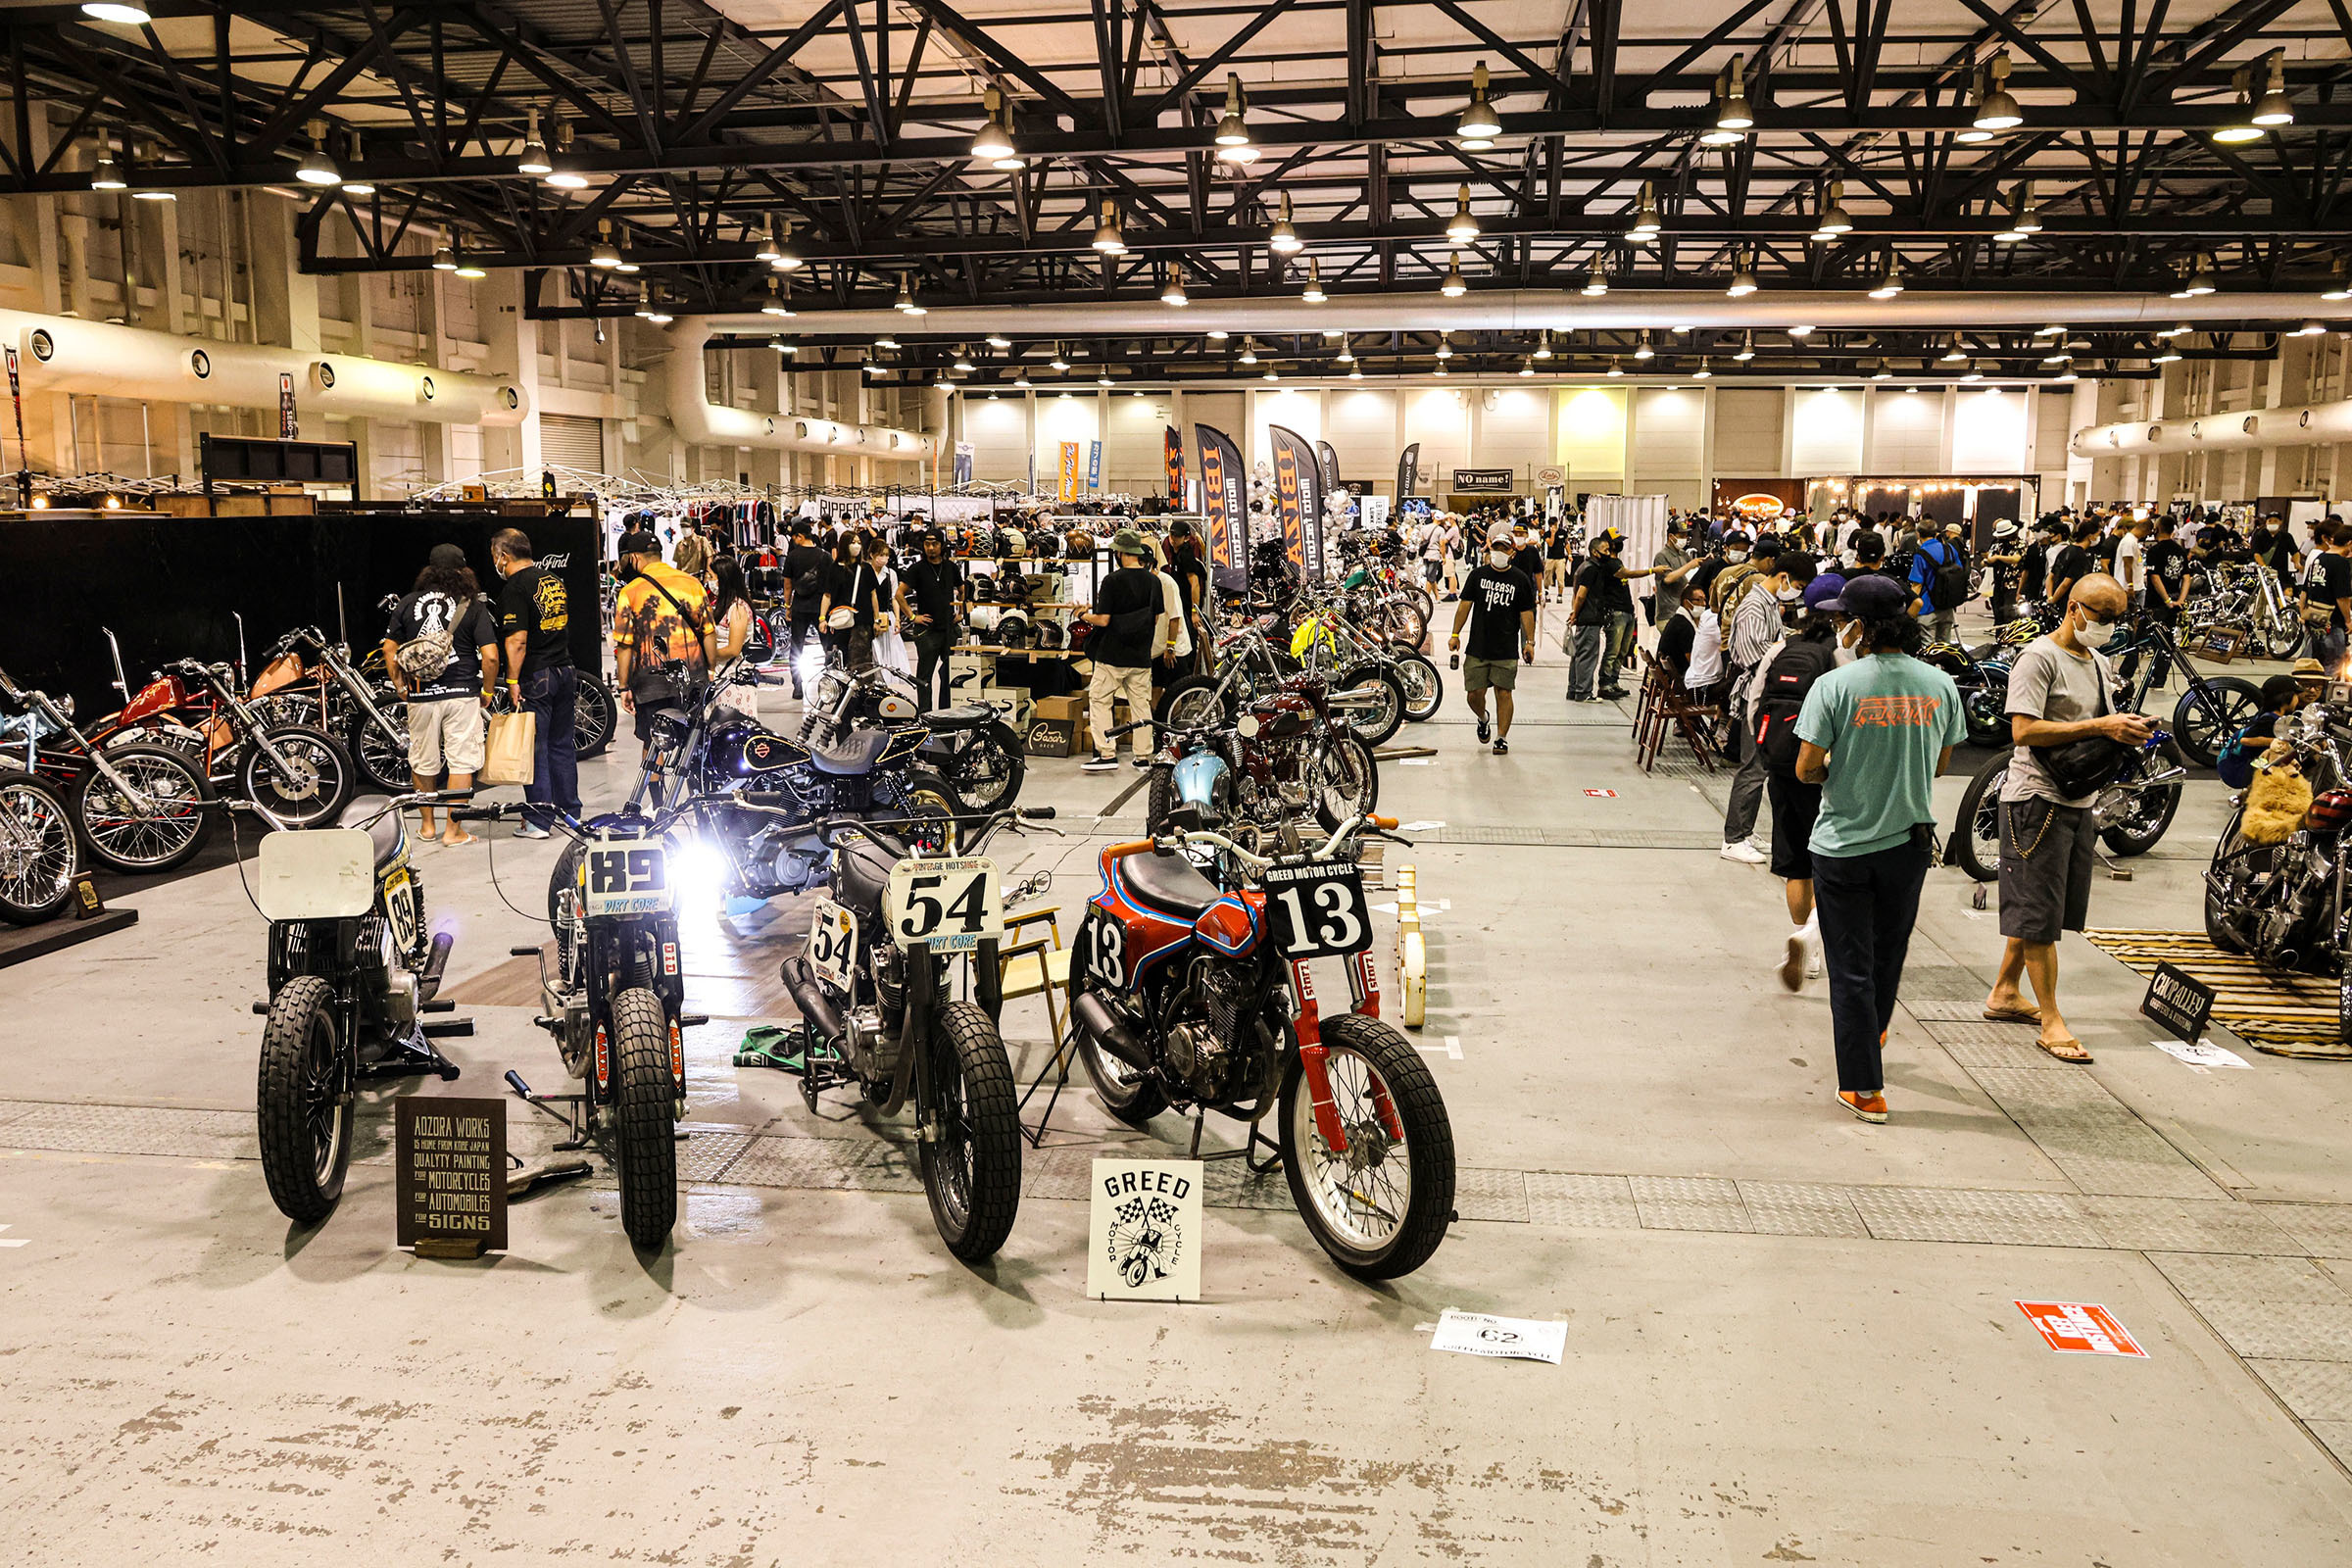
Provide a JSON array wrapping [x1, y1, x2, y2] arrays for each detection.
[[1072, 991, 1152, 1070], [777, 954, 845, 1041]]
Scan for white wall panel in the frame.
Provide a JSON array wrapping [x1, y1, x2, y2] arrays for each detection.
[[1403, 387, 1473, 490], [1867, 387, 1944, 471], [1250, 387, 1323, 470], [1711, 388, 1784, 476], [1325, 387, 1399, 491], [1788, 388, 1864, 472], [1106, 389, 1175, 494], [963, 392, 1031, 484], [1554, 386, 1626, 486], [1953, 386, 2030, 472], [1629, 386, 1705, 508], [1033, 391, 1101, 493], [1477, 385, 1551, 484]]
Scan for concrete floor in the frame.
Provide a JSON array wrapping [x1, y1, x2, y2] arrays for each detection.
[[5, 607, 2352, 1566]]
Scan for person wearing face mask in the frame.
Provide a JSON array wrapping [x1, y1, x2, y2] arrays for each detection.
[[491, 527, 579, 839], [1566, 530, 1660, 702], [2297, 518, 2352, 673], [1719, 553, 1814, 862], [1983, 574, 2150, 1063], [819, 529, 892, 671], [1447, 533, 1540, 753]]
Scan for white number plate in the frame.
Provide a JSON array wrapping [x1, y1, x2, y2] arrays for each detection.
[[884, 857, 1004, 952], [381, 866, 420, 956], [583, 843, 673, 916], [1265, 858, 1371, 959], [806, 898, 858, 990]]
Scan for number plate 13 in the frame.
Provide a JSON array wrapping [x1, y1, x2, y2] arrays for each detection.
[[885, 857, 1004, 952], [1265, 859, 1371, 959]]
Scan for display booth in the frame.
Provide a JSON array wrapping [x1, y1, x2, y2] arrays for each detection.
[[1582, 493, 1672, 573], [1814, 475, 2039, 547]]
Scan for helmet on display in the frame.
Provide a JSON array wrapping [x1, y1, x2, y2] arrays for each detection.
[[996, 608, 1033, 649], [2310, 790, 2352, 835], [1034, 619, 1066, 651], [967, 604, 1003, 634]]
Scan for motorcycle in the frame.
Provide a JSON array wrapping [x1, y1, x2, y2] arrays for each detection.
[[2202, 703, 2352, 1039], [249, 791, 468, 1223], [774, 805, 1058, 1261], [0, 766, 79, 924], [801, 661, 1027, 814], [97, 657, 356, 829], [1947, 725, 2188, 881], [2180, 561, 2307, 662], [1139, 672, 1376, 836], [1068, 813, 1455, 1279], [1920, 639, 2014, 750], [0, 664, 216, 875]]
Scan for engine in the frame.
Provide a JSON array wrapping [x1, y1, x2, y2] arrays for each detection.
[[1163, 956, 1274, 1103]]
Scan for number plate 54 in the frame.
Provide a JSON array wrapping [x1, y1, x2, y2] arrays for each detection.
[[885, 857, 1004, 952]]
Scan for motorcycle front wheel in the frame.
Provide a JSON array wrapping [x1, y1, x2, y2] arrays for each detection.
[[919, 1000, 1022, 1262], [549, 840, 586, 987], [2099, 748, 2184, 857], [2252, 615, 2307, 662], [574, 671, 616, 760], [0, 769, 79, 924], [239, 724, 356, 829], [1336, 665, 1405, 748], [944, 720, 1027, 813], [2204, 806, 2258, 954], [1279, 1013, 1455, 1280], [1394, 654, 1444, 723], [1950, 754, 2007, 883], [346, 702, 412, 795], [610, 986, 678, 1250], [73, 741, 215, 873], [1156, 672, 1228, 731], [1311, 733, 1379, 831], [2174, 677, 2264, 769], [256, 974, 354, 1224]]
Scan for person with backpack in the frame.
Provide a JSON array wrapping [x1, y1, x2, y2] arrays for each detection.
[[383, 542, 500, 845], [1908, 520, 1971, 645], [1746, 575, 1846, 990]]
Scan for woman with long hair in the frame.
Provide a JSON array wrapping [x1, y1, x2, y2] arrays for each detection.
[[710, 555, 755, 663], [819, 528, 889, 671]]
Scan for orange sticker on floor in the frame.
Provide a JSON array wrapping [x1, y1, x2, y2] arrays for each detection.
[[1584, 788, 1617, 798], [2016, 1299, 2147, 1357]]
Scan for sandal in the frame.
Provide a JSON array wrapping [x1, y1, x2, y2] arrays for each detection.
[[2035, 1035, 2092, 1063], [1983, 1004, 2041, 1025]]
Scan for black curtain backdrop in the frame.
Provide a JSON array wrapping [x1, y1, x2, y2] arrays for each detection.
[[0, 514, 604, 717]]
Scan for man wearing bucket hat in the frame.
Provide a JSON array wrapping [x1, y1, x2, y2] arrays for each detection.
[[1081, 529, 1167, 772]]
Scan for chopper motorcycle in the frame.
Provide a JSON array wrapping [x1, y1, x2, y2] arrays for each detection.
[[1068, 813, 1454, 1279], [0, 663, 216, 874], [2203, 701, 2352, 1040], [95, 656, 356, 829]]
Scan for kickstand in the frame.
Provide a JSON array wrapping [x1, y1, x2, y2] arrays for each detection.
[[1016, 1017, 1084, 1149], [503, 1069, 591, 1152], [1195, 1112, 1284, 1177]]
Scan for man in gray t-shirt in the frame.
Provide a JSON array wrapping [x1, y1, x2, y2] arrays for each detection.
[[1985, 573, 2150, 1063]]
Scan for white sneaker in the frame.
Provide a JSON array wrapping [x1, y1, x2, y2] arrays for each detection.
[[1719, 838, 1768, 864], [1803, 915, 1823, 976], [1779, 928, 1808, 992], [514, 822, 551, 841]]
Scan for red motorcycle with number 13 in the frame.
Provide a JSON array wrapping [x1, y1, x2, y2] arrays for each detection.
[[1068, 812, 1454, 1279]]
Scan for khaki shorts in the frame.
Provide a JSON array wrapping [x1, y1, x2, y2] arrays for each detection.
[[1462, 655, 1519, 692], [407, 697, 486, 775]]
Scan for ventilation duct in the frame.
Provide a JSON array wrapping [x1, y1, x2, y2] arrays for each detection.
[[0, 309, 527, 425], [662, 317, 933, 461], [2072, 398, 2352, 459]]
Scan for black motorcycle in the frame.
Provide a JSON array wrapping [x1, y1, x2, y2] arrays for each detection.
[[251, 792, 469, 1223], [801, 662, 1027, 814], [2203, 703, 2352, 1038], [1948, 726, 2188, 881], [773, 805, 1056, 1261]]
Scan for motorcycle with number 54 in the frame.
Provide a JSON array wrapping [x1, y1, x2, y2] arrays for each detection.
[[1068, 811, 1455, 1279]]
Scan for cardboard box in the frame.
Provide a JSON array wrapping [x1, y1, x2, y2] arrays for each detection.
[[1034, 695, 1086, 722], [976, 685, 1033, 729]]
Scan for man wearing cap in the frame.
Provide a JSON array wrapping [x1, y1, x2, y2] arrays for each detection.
[[492, 528, 579, 839], [1792, 574, 1967, 1121], [1567, 529, 1661, 702], [1908, 521, 1970, 646], [611, 530, 719, 780], [384, 543, 500, 844], [1081, 529, 1167, 773], [1984, 519, 2026, 627]]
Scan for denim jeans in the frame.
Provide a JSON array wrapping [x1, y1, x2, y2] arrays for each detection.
[[1567, 623, 1607, 699], [521, 665, 580, 829], [911, 625, 956, 710], [1810, 834, 1934, 1093], [1602, 611, 1637, 691]]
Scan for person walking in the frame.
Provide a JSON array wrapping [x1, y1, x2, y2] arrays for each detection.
[[1747, 576, 1844, 988], [897, 529, 965, 710], [1792, 574, 1967, 1121], [1447, 529, 1539, 754], [490, 528, 579, 840], [611, 529, 719, 785], [1981, 573, 2147, 1062], [1718, 552, 1813, 862], [1081, 529, 1166, 772], [1908, 521, 1969, 645], [780, 520, 833, 697], [383, 543, 500, 845], [2298, 519, 2352, 674], [1566, 529, 1658, 701]]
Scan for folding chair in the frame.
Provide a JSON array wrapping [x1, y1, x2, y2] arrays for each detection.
[[1000, 906, 1080, 1146]]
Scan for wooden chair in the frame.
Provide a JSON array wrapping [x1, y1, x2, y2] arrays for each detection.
[[1633, 648, 1721, 773], [1000, 906, 1080, 1146]]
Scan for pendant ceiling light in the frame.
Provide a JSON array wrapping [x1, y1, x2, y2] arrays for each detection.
[[1995, 181, 2041, 242], [1726, 252, 1758, 297], [1520, 358, 1536, 377], [1435, 333, 1452, 360], [1733, 331, 1755, 362], [1606, 357, 1624, 378], [1446, 184, 1480, 244], [2252, 50, 2295, 126], [970, 86, 1017, 164], [771, 218, 802, 272], [1972, 54, 2022, 130], [2153, 343, 2183, 364], [2293, 319, 2328, 336], [431, 243, 458, 271], [955, 346, 977, 371], [89, 137, 125, 191], [338, 131, 375, 196], [2172, 253, 2219, 299], [1441, 258, 1467, 297], [81, 3, 154, 22], [1627, 181, 1662, 241], [1092, 199, 1127, 255], [1534, 329, 1553, 360], [761, 276, 794, 317], [2035, 320, 2065, 335], [896, 273, 926, 315], [1161, 266, 1189, 307], [755, 219, 783, 264], [454, 242, 488, 280], [1214, 74, 1257, 164], [987, 333, 1011, 348], [516, 109, 553, 176], [1940, 334, 1968, 362], [2156, 321, 2190, 338], [1811, 180, 1853, 240], [1693, 357, 1713, 379], [1336, 341, 1355, 363], [1300, 259, 1327, 304], [1712, 55, 1753, 137], [1868, 255, 1905, 299], [2325, 259, 2352, 303], [1581, 264, 1608, 298], [1455, 62, 1502, 148], [294, 118, 342, 186], [1634, 334, 1654, 360], [1267, 192, 1301, 254], [1238, 338, 1258, 365]]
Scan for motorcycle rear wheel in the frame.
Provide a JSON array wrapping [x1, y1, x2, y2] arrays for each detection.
[[1336, 666, 1405, 748], [2252, 616, 2307, 662], [1074, 992, 1168, 1128], [919, 1000, 1023, 1262], [1311, 734, 1380, 831], [2098, 748, 2184, 857], [610, 986, 678, 1250], [1279, 1013, 1455, 1280], [346, 704, 412, 795], [1949, 754, 2006, 883], [574, 671, 616, 760], [74, 741, 215, 873], [944, 720, 1026, 813], [240, 724, 355, 829], [256, 974, 354, 1224], [0, 769, 79, 924]]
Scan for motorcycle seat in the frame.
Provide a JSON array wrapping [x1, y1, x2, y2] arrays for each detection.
[[922, 705, 991, 732], [809, 728, 892, 776], [337, 795, 404, 868], [835, 838, 897, 915], [1120, 851, 1221, 919]]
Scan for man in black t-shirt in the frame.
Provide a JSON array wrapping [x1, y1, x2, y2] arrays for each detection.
[[2299, 519, 2352, 672], [2124, 515, 2193, 691], [2046, 519, 2097, 611], [490, 527, 578, 837], [1984, 519, 2025, 626], [897, 530, 965, 710], [1082, 529, 1168, 772], [1446, 536, 1538, 753], [780, 521, 836, 696], [384, 543, 501, 843], [1567, 530, 1656, 702]]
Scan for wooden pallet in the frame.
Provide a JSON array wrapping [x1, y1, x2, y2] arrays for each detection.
[[2080, 927, 2352, 1059]]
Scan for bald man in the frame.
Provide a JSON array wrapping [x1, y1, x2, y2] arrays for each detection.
[[1984, 573, 2150, 1063]]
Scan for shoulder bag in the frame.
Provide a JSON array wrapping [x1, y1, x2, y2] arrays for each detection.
[[2032, 651, 2134, 799]]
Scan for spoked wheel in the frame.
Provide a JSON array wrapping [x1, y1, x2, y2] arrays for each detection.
[[1950, 754, 2007, 882], [900, 768, 961, 855], [2174, 677, 2264, 769], [1393, 654, 1444, 722], [1961, 683, 2010, 750], [346, 705, 412, 795], [609, 986, 678, 1250], [2098, 745, 2185, 857], [256, 975, 354, 1224], [0, 770, 79, 924], [919, 1000, 1022, 1262], [1157, 673, 1228, 731], [1378, 596, 1430, 649], [944, 721, 1027, 813], [549, 840, 585, 987], [239, 724, 355, 829], [1278, 1013, 1455, 1280], [2252, 615, 2307, 662], [1311, 733, 1379, 831], [574, 672, 616, 760], [73, 741, 215, 873], [1336, 666, 1405, 748]]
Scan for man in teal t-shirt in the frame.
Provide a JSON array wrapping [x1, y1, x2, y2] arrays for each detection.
[[1791, 574, 1965, 1124]]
